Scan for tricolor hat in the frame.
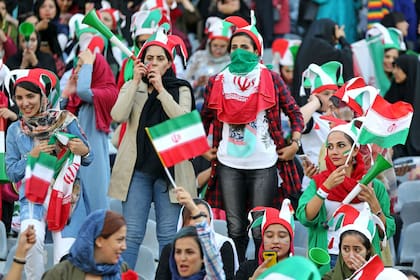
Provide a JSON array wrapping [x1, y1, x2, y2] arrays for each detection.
[[272, 38, 301, 67], [99, 8, 123, 31], [68, 13, 98, 40], [329, 122, 360, 148], [5, 68, 60, 109], [333, 77, 379, 116], [131, 9, 168, 38], [140, 0, 175, 22], [205, 17, 233, 42], [366, 23, 406, 51], [299, 61, 344, 96], [225, 10, 264, 56], [256, 256, 321, 280], [138, 23, 188, 66], [331, 203, 386, 246]]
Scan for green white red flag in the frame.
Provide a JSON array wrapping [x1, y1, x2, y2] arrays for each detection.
[[354, 95, 413, 148], [146, 110, 210, 167]]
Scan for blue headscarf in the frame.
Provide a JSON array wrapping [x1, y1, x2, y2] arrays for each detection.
[[169, 226, 206, 280], [68, 209, 123, 279]]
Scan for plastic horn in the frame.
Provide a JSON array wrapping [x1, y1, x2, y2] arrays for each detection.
[[0, 93, 9, 183], [82, 9, 136, 60], [342, 154, 392, 204], [19, 22, 35, 49], [308, 247, 330, 276]]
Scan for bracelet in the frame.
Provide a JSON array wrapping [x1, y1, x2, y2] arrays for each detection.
[[13, 256, 26, 265], [316, 185, 330, 200]]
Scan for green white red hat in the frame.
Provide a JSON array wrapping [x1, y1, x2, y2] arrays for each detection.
[[139, 0, 175, 23], [225, 10, 264, 56], [272, 38, 301, 67], [138, 24, 188, 66], [99, 8, 123, 31], [131, 9, 169, 38], [300, 61, 344, 96], [333, 77, 379, 116], [205, 17, 233, 42], [366, 23, 406, 51]]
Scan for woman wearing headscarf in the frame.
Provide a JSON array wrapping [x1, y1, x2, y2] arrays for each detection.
[[5, 68, 93, 280], [42, 209, 133, 279], [292, 18, 354, 106], [156, 192, 239, 279], [384, 53, 420, 158], [62, 49, 118, 212]]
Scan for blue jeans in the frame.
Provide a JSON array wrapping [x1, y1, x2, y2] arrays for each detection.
[[122, 170, 181, 268]]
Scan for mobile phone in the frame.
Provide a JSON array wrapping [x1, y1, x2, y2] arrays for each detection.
[[298, 154, 312, 165], [262, 250, 277, 268]]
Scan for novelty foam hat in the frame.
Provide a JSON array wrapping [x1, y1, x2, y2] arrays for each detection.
[[205, 17, 233, 42], [366, 23, 406, 51], [333, 77, 379, 116], [140, 0, 175, 23], [299, 61, 344, 96], [225, 10, 264, 56], [272, 38, 301, 67], [69, 13, 99, 40], [256, 256, 321, 280], [328, 122, 360, 148], [138, 23, 188, 66], [5, 68, 60, 109], [331, 203, 386, 247], [131, 9, 169, 38]]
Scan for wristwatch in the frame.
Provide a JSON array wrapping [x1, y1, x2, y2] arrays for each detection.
[[291, 138, 302, 148], [191, 211, 207, 220]]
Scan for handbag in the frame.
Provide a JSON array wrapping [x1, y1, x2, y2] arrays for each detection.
[[1, 182, 20, 203]]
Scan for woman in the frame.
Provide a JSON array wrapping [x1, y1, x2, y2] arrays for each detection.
[[156, 188, 239, 279], [385, 54, 420, 158], [323, 204, 376, 280], [62, 48, 118, 212], [169, 187, 225, 279], [33, 0, 66, 77], [200, 16, 303, 262], [6, 22, 56, 73], [235, 200, 295, 280], [108, 26, 196, 269], [296, 123, 395, 271], [292, 18, 353, 106], [42, 209, 132, 279], [5, 68, 93, 280], [184, 16, 231, 108]]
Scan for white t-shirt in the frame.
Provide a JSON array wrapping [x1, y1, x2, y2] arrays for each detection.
[[301, 112, 330, 166], [217, 111, 278, 169]]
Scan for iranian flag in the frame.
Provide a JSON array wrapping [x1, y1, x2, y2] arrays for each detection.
[[349, 255, 384, 280], [146, 110, 210, 167], [356, 95, 413, 148], [0, 92, 9, 183]]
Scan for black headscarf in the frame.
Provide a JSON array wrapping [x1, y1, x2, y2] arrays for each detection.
[[292, 18, 354, 106], [385, 54, 420, 157]]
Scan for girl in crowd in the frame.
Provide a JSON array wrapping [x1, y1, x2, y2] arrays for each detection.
[[296, 123, 395, 270], [42, 210, 131, 279], [156, 192, 238, 279], [170, 187, 225, 280], [6, 22, 56, 73], [235, 200, 295, 280], [200, 15, 303, 262], [5, 68, 93, 279], [108, 25, 196, 268]]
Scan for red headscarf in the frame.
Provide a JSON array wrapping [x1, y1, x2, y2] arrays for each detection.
[[66, 53, 118, 133], [313, 152, 367, 203]]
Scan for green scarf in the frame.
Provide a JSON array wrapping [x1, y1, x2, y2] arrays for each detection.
[[228, 48, 259, 75]]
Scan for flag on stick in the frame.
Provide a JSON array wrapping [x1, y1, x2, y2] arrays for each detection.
[[354, 95, 413, 148], [146, 110, 210, 167], [348, 255, 384, 280]]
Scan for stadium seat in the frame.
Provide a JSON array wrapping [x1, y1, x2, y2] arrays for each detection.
[[135, 245, 157, 280], [395, 180, 420, 212], [399, 222, 420, 264]]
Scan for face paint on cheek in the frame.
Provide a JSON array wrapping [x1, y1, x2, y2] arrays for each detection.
[[343, 149, 351, 156]]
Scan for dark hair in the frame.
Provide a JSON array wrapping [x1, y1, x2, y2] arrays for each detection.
[[100, 210, 126, 239], [339, 230, 372, 260], [228, 32, 257, 53], [181, 199, 211, 225], [140, 45, 172, 63], [173, 226, 203, 258], [15, 81, 43, 96], [34, 0, 60, 21]]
